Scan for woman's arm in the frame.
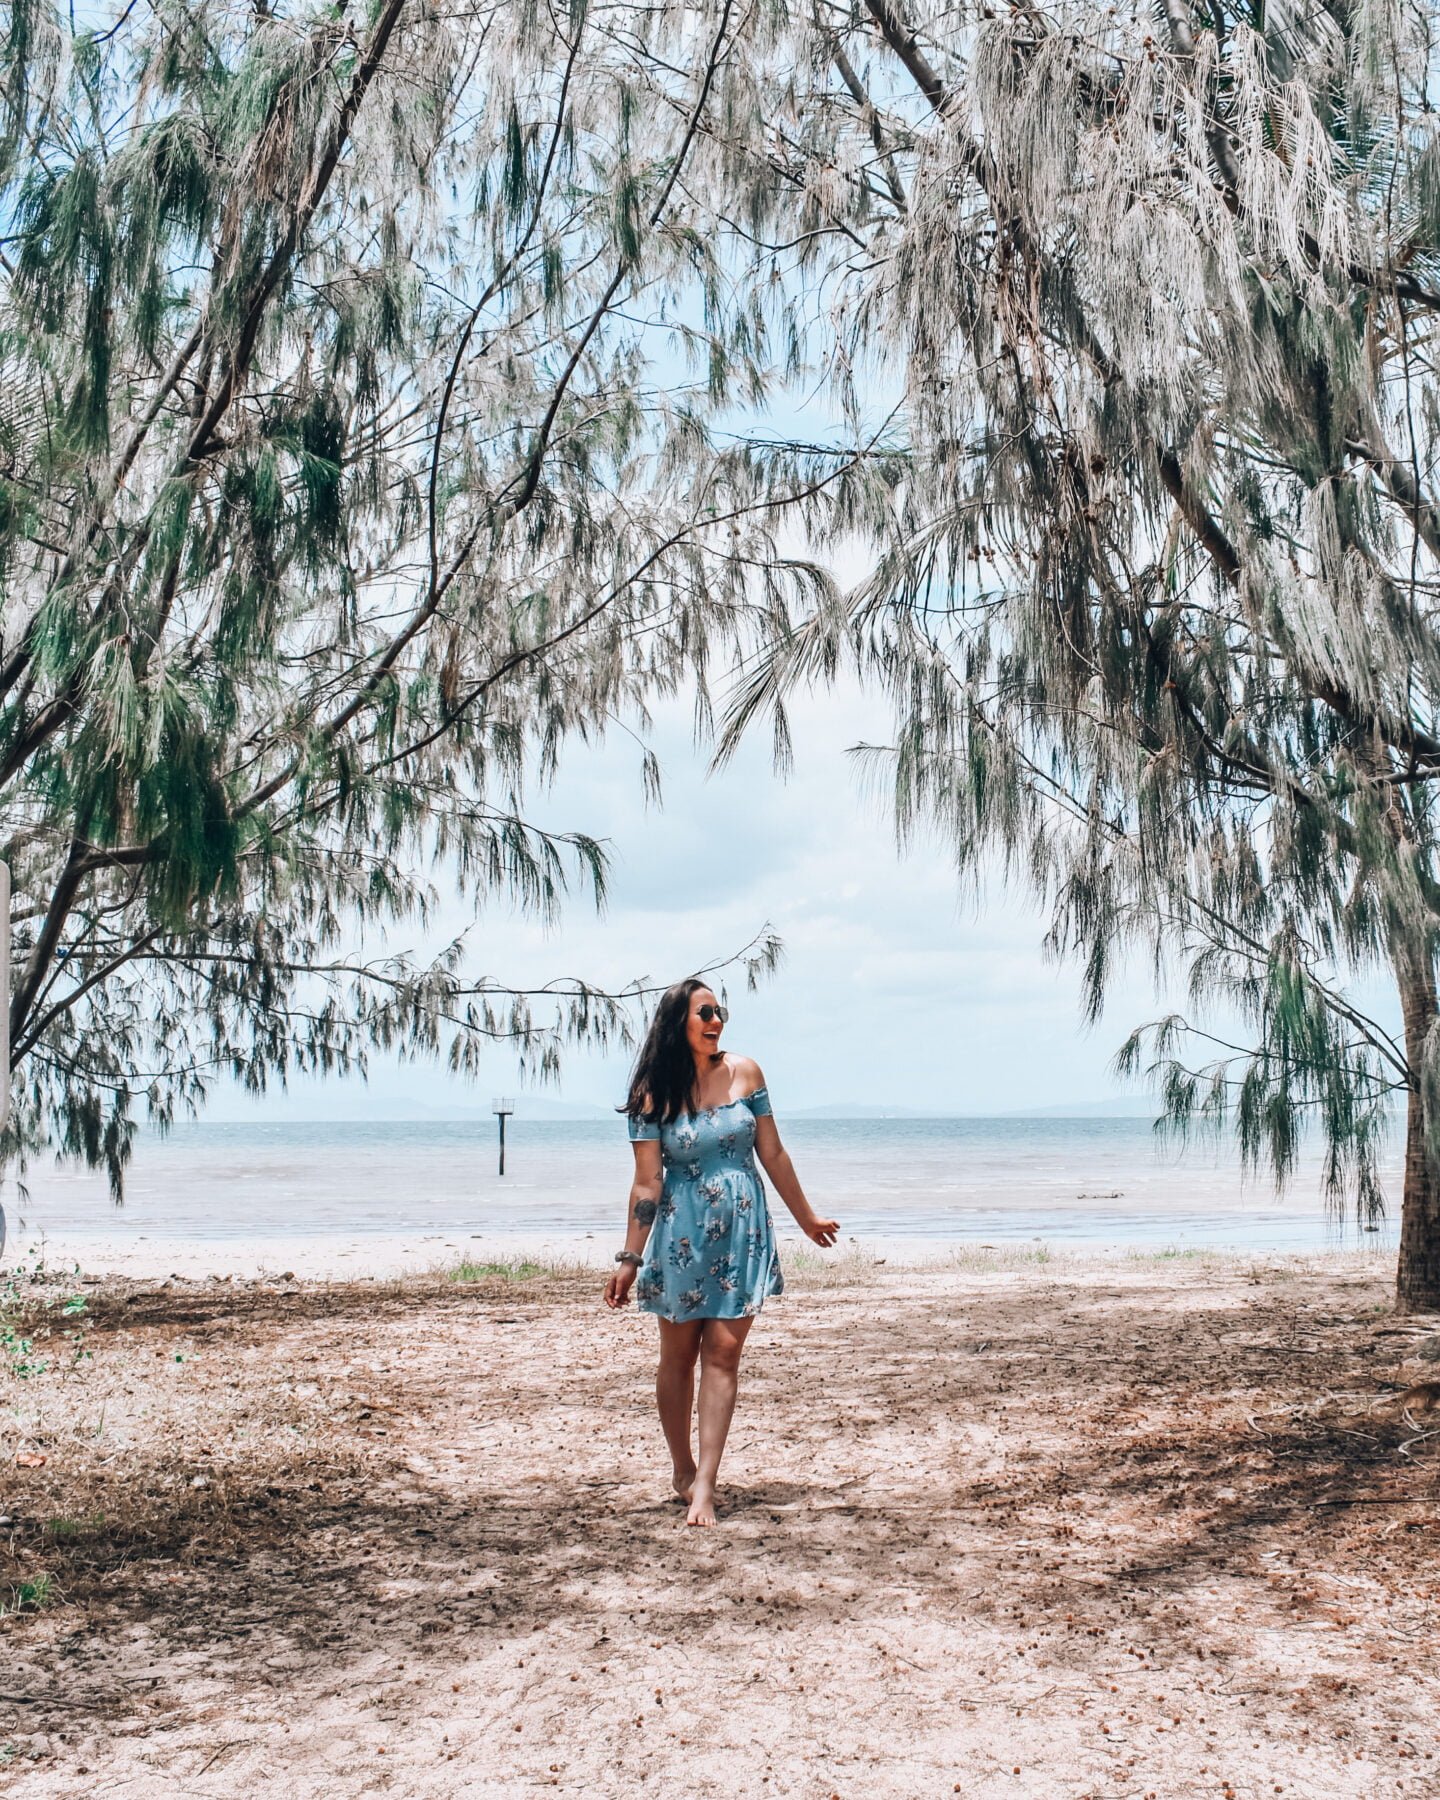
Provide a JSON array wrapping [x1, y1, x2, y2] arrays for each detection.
[[604, 1139, 663, 1308], [748, 1071, 839, 1247]]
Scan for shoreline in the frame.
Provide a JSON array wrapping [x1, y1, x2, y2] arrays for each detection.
[[6, 1221, 1402, 1284]]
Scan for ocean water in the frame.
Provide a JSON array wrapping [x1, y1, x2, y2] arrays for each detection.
[[2, 1114, 1403, 1253]]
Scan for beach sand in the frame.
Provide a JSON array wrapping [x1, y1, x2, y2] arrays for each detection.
[[1, 1243, 1437, 1797]]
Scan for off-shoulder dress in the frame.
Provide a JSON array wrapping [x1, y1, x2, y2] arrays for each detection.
[[627, 1087, 784, 1322]]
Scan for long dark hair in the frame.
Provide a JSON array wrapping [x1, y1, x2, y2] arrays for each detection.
[[620, 976, 715, 1126]]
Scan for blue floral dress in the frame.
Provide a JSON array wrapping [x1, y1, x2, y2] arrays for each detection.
[[627, 1088, 784, 1321]]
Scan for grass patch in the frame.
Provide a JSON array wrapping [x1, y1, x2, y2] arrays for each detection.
[[1126, 1244, 1215, 1263], [447, 1258, 547, 1283], [2, 1573, 56, 1617], [784, 1242, 885, 1282], [935, 1242, 1055, 1271], [784, 1241, 1064, 1282], [413, 1252, 599, 1289], [44, 1515, 105, 1540]]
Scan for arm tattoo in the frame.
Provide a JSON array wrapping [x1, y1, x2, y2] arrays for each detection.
[[633, 1199, 657, 1226]]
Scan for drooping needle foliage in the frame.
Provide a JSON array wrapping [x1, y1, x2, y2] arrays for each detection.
[[715, 0, 1440, 1309], [14, 0, 1440, 1316], [0, 0, 857, 1191]]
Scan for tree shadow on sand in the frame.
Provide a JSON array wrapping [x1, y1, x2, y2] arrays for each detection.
[[3, 1271, 1434, 1739]]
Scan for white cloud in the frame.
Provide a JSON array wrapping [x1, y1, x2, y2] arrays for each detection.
[[210, 672, 1202, 1120]]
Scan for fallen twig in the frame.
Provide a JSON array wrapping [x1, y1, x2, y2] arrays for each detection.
[[1311, 1496, 1421, 1508]]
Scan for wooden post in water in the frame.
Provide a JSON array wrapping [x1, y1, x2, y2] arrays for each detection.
[[492, 1097, 514, 1176]]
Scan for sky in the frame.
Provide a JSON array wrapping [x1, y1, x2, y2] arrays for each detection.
[[207, 670, 1192, 1122]]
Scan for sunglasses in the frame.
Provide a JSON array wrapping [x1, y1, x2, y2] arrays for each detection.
[[696, 1004, 729, 1024]]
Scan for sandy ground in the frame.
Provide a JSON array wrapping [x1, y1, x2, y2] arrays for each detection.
[[1, 1245, 1438, 1798]]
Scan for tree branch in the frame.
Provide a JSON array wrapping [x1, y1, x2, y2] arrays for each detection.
[[9, 838, 87, 1042], [1345, 436, 1440, 564], [12, 925, 165, 1061], [185, 0, 410, 471], [233, 1, 738, 823], [863, 0, 946, 114]]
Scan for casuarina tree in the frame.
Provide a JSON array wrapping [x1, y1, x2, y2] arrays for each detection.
[[0, 0, 849, 1190], [717, 1, 1440, 1309]]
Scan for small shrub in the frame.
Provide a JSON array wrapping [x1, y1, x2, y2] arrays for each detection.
[[448, 1258, 545, 1283], [44, 1516, 105, 1540], [1, 1573, 56, 1617], [0, 1249, 91, 1379]]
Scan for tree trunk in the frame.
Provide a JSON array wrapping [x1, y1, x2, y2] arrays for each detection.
[[1395, 946, 1440, 1312]]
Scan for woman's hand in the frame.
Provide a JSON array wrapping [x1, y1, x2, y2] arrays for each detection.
[[604, 1264, 638, 1308], [800, 1214, 840, 1248]]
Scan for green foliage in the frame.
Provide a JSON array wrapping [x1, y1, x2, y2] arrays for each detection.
[[43, 1514, 105, 1539], [0, 1248, 90, 1377], [718, 1, 1440, 1244], [448, 1258, 545, 1281], [0, 1572, 55, 1616], [0, 0, 828, 1193]]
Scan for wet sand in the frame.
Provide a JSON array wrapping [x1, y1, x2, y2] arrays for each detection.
[[1, 1247, 1437, 1796]]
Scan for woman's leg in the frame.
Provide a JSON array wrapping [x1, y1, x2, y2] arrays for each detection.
[[656, 1319, 704, 1500], [688, 1315, 756, 1527]]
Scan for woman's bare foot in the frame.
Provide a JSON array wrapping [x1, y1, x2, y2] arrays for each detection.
[[671, 1464, 696, 1504], [686, 1481, 717, 1527]]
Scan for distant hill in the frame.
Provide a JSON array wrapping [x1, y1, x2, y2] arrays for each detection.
[[504, 1098, 613, 1121], [529, 1096, 1166, 1122], [201, 1090, 1174, 1125], [788, 1098, 1165, 1120], [786, 1102, 936, 1120], [1002, 1096, 1161, 1119], [403, 1097, 613, 1122], [201, 1092, 614, 1124]]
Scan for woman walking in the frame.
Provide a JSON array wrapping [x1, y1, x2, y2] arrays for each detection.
[[605, 977, 839, 1526]]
